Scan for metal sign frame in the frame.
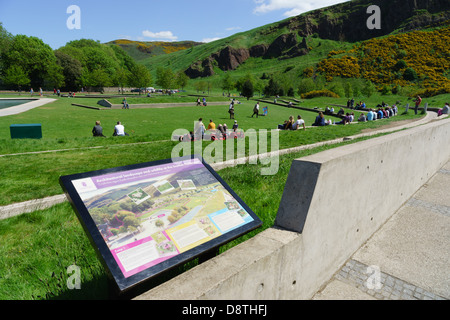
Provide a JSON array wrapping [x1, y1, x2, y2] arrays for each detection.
[[59, 155, 262, 292]]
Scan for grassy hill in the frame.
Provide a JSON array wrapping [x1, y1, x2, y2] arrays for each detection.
[[107, 39, 203, 61], [136, 0, 449, 97]]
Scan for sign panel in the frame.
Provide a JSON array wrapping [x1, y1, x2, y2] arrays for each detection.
[[59, 155, 262, 292]]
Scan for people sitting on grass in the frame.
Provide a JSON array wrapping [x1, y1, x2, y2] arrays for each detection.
[[348, 112, 355, 123], [337, 108, 345, 117], [92, 121, 106, 137], [194, 118, 205, 139], [113, 121, 129, 136], [335, 113, 351, 125], [358, 113, 367, 122], [278, 116, 294, 130], [367, 109, 374, 121], [232, 120, 238, 132], [377, 108, 384, 120], [312, 112, 328, 126], [207, 119, 216, 130], [292, 115, 306, 131], [438, 102, 449, 116]]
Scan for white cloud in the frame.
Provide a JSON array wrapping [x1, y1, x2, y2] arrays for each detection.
[[202, 37, 222, 43], [226, 26, 242, 31], [253, 0, 350, 17], [142, 30, 178, 41]]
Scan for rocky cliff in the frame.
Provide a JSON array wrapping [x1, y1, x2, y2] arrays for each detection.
[[185, 34, 309, 78], [184, 0, 449, 78]]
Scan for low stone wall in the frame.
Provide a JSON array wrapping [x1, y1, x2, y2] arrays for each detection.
[[135, 117, 450, 300]]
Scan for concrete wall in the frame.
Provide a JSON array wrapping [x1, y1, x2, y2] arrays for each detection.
[[135, 117, 450, 300]]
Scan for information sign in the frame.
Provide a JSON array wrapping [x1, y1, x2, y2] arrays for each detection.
[[59, 155, 262, 292]]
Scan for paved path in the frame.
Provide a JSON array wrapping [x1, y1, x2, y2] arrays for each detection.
[[313, 161, 450, 300]]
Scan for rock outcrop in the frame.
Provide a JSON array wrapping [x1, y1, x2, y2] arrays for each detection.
[[184, 0, 450, 78], [185, 34, 309, 78]]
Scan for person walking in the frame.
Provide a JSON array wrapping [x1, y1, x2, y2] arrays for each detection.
[[414, 95, 422, 115], [252, 102, 259, 118], [229, 101, 235, 119]]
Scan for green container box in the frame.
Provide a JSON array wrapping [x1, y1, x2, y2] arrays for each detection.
[[10, 124, 42, 139]]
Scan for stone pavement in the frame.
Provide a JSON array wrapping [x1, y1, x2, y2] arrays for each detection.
[[313, 160, 450, 300]]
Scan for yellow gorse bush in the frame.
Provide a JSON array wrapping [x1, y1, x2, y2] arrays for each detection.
[[315, 25, 450, 95]]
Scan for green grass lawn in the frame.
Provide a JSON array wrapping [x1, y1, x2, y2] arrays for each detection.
[[0, 133, 387, 300], [0, 91, 447, 300]]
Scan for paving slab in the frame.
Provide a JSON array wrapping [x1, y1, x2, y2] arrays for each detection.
[[314, 160, 450, 300], [313, 279, 376, 300]]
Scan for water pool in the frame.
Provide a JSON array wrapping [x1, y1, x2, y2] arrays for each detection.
[[0, 99, 36, 110]]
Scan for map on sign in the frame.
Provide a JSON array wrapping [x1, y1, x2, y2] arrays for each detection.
[[61, 157, 261, 291]]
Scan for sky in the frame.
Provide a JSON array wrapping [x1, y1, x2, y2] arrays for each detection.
[[0, 0, 350, 49]]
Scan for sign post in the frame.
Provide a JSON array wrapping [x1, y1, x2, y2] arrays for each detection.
[[60, 155, 262, 293]]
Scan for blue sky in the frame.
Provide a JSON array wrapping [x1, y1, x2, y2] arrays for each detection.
[[0, 0, 350, 49]]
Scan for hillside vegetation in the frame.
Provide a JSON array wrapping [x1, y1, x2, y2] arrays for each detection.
[[137, 0, 449, 98], [317, 26, 450, 96], [107, 39, 203, 61]]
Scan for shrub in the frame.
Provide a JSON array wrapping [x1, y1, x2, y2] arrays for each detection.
[[403, 67, 418, 81], [412, 86, 450, 98], [301, 89, 340, 99]]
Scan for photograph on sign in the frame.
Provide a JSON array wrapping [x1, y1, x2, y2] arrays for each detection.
[[61, 156, 261, 291]]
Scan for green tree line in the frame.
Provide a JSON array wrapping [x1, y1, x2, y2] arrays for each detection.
[[0, 23, 154, 92]]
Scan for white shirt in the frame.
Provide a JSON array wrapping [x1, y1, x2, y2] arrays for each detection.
[[292, 119, 305, 130], [115, 124, 125, 136]]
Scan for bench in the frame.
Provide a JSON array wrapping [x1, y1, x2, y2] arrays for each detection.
[[10, 124, 42, 139]]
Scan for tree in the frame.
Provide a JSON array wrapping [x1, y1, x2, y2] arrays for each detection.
[[361, 80, 376, 97], [2, 65, 30, 92], [176, 71, 189, 90], [241, 79, 254, 100], [115, 67, 131, 94], [298, 78, 315, 95], [221, 73, 235, 94], [55, 50, 83, 91], [123, 216, 140, 231], [156, 67, 175, 90], [194, 81, 208, 93], [263, 78, 282, 96], [85, 68, 112, 92], [344, 82, 353, 98], [0, 23, 13, 76], [129, 64, 152, 94], [45, 63, 65, 89], [403, 67, 418, 81], [4, 35, 59, 87]]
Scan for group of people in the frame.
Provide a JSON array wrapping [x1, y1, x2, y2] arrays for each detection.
[[92, 121, 129, 137], [278, 115, 306, 130], [196, 97, 207, 106], [189, 118, 240, 141]]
